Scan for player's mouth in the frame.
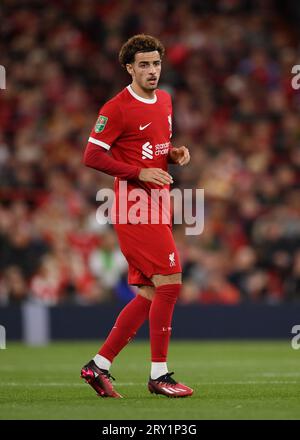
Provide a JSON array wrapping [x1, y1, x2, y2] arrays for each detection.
[[148, 77, 157, 84]]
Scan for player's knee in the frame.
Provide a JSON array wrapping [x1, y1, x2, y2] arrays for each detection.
[[153, 279, 182, 304], [160, 286, 181, 304], [138, 285, 155, 301]]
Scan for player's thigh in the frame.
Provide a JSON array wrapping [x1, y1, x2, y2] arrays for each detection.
[[151, 272, 182, 287], [138, 285, 155, 301]]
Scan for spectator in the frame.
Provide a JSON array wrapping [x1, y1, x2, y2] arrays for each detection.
[[0, 266, 28, 304], [89, 229, 128, 299]]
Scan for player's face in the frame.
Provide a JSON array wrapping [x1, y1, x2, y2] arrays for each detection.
[[127, 51, 162, 92]]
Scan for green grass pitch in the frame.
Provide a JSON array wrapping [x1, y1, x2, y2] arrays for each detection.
[[0, 340, 299, 420]]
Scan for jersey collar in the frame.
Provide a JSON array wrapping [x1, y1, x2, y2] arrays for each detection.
[[127, 85, 157, 104]]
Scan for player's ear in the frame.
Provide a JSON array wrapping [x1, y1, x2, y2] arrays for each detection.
[[126, 63, 134, 77]]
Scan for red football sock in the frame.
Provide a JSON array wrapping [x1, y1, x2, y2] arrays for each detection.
[[98, 294, 151, 362], [149, 284, 181, 362]]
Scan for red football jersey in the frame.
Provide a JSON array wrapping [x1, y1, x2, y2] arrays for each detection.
[[88, 85, 173, 223]]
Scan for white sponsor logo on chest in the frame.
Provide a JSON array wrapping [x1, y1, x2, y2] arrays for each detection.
[[142, 141, 153, 159], [141, 141, 170, 159]]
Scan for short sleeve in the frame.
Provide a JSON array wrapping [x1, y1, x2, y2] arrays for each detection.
[[88, 100, 123, 151]]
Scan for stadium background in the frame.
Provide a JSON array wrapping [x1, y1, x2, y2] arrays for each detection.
[[1, 0, 300, 342], [1, 0, 300, 422]]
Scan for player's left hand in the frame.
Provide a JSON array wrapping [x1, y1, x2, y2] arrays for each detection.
[[169, 146, 190, 166]]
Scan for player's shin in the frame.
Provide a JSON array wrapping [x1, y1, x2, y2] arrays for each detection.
[[149, 284, 181, 378], [95, 294, 151, 369]]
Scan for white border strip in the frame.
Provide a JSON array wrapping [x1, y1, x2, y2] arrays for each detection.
[[127, 85, 157, 104], [22, 303, 50, 346], [88, 137, 111, 150]]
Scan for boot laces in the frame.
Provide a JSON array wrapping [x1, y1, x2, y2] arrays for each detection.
[[156, 372, 177, 385], [100, 369, 116, 382]]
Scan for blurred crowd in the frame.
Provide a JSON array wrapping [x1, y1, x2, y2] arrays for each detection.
[[1, 0, 300, 306]]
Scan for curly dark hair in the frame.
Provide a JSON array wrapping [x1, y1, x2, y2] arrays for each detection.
[[119, 34, 165, 67]]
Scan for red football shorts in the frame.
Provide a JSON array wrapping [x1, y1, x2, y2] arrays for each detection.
[[113, 223, 182, 286]]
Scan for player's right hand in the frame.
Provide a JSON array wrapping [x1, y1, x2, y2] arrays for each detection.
[[138, 168, 173, 186]]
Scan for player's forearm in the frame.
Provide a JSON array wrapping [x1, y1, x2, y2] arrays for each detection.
[[83, 142, 141, 180]]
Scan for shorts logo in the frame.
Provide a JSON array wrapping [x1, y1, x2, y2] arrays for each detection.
[[169, 252, 176, 267], [142, 141, 153, 159], [95, 115, 108, 133]]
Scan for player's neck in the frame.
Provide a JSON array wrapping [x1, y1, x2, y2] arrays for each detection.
[[130, 82, 156, 100]]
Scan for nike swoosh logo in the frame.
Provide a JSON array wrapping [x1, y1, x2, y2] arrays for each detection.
[[139, 122, 152, 130]]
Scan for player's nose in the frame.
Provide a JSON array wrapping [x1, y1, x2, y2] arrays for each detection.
[[148, 64, 156, 74]]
